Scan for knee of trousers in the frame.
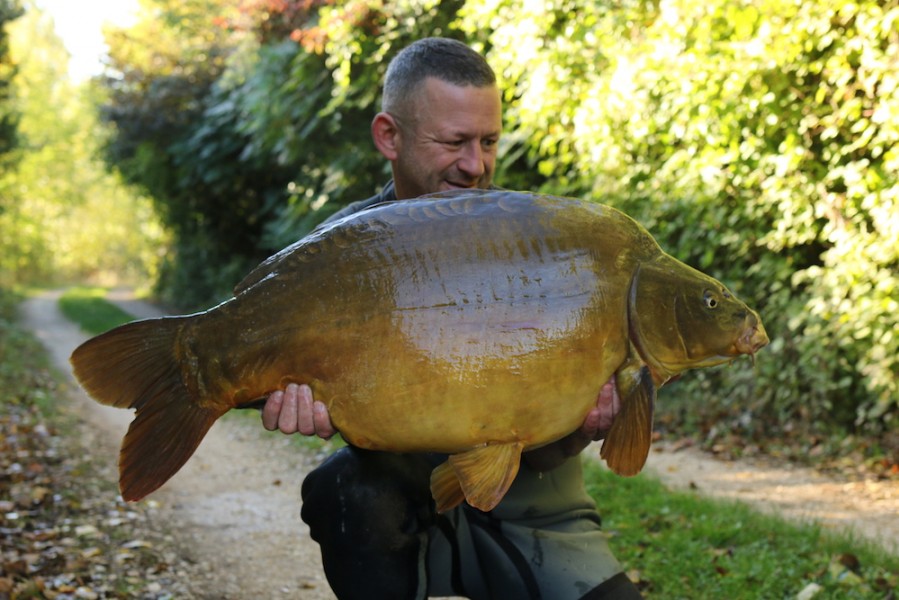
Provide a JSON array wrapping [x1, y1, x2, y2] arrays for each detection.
[[301, 446, 437, 544]]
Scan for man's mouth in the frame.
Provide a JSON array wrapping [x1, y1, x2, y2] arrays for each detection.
[[444, 180, 478, 190]]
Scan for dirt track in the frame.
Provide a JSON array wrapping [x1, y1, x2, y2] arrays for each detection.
[[23, 290, 336, 599], [19, 289, 898, 597]]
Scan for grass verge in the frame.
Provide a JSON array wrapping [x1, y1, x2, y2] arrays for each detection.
[[585, 461, 897, 598], [58, 287, 134, 335]]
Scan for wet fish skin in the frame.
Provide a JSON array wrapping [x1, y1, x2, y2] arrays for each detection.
[[70, 189, 768, 511]]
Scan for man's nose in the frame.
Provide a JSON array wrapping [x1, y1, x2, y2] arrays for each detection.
[[458, 142, 486, 177]]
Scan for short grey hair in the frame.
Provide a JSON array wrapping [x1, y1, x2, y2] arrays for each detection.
[[381, 37, 497, 114]]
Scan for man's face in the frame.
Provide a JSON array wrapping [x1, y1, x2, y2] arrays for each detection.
[[391, 78, 502, 200]]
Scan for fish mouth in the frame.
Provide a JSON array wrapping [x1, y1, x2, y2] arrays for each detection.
[[734, 319, 769, 359]]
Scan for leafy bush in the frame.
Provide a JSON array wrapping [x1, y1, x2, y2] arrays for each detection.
[[99, 0, 897, 461], [459, 0, 898, 458]]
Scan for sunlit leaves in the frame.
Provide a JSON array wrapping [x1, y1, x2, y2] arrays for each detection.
[[459, 0, 898, 445], [94, 0, 897, 450], [0, 5, 165, 287], [0, 0, 21, 161]]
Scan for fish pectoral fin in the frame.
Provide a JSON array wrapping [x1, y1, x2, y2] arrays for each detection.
[[430, 461, 467, 514], [600, 364, 655, 477], [441, 442, 524, 513]]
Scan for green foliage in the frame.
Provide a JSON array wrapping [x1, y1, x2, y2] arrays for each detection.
[[100, 0, 466, 307], [236, 0, 467, 250], [0, 0, 23, 278], [0, 0, 21, 160], [583, 461, 899, 597], [457, 0, 899, 454], [0, 4, 165, 289], [98, 0, 897, 457], [100, 1, 268, 308]]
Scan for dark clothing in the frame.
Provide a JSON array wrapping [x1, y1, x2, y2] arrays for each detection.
[[301, 449, 642, 600], [301, 183, 643, 600], [326, 180, 398, 223]]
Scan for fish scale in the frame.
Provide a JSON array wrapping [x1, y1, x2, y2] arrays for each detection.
[[70, 189, 768, 512]]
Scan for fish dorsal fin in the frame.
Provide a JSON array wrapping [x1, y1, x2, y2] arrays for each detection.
[[431, 442, 524, 513], [600, 363, 656, 476]]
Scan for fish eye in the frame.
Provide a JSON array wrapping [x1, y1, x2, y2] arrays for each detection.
[[704, 291, 719, 309]]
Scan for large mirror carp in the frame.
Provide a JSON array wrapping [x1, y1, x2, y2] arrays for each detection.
[[71, 189, 768, 512]]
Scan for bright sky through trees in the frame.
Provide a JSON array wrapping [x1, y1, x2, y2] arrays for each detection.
[[34, 0, 139, 80]]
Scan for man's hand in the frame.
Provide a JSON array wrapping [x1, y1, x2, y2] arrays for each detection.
[[261, 376, 620, 464], [523, 376, 620, 472], [578, 376, 621, 441], [262, 383, 336, 439]]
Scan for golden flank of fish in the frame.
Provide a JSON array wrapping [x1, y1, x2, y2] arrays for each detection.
[[70, 190, 768, 512]]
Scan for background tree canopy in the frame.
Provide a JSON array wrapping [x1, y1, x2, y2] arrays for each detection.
[[0, 0, 21, 160], [0, 1, 165, 288], [3, 0, 895, 466]]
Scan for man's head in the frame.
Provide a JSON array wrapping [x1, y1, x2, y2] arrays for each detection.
[[371, 38, 502, 200]]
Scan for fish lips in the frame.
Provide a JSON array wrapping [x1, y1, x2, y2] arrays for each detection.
[[734, 317, 769, 356], [692, 315, 769, 371]]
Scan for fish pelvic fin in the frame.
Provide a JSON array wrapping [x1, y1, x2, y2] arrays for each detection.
[[70, 317, 223, 501], [432, 442, 524, 513], [600, 363, 655, 477], [430, 461, 466, 514]]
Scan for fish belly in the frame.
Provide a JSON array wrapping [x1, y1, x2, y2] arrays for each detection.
[[194, 193, 635, 454]]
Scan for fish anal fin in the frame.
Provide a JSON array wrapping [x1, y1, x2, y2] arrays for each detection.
[[120, 394, 225, 501], [442, 442, 523, 512], [430, 461, 466, 514], [600, 365, 655, 477]]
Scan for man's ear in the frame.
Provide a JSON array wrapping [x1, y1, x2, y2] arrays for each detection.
[[371, 112, 400, 160]]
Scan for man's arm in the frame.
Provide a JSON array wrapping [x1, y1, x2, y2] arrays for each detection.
[[261, 377, 621, 471]]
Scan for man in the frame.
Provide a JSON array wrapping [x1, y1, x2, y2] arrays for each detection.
[[263, 37, 643, 600]]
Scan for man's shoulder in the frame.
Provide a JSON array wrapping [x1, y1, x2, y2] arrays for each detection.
[[325, 183, 503, 225], [325, 182, 397, 224]]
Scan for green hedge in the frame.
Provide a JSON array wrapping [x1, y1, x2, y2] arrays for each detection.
[[100, 0, 898, 459], [461, 0, 898, 454]]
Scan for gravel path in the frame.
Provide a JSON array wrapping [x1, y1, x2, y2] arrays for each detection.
[[20, 289, 898, 598]]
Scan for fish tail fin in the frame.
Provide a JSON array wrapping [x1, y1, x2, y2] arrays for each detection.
[[600, 365, 655, 477], [70, 317, 225, 501], [119, 393, 224, 501]]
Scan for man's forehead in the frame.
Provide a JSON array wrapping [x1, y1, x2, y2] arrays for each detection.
[[428, 119, 501, 139], [412, 78, 502, 131]]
